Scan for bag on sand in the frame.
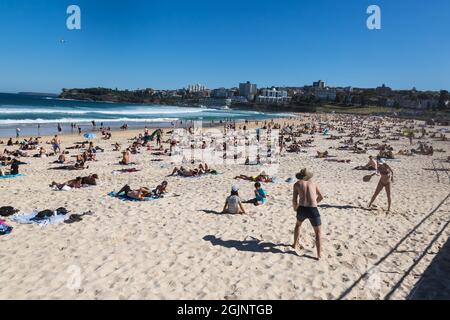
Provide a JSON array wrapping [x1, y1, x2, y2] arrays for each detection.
[[0, 206, 19, 217]]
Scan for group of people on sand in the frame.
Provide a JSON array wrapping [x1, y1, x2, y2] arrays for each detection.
[[223, 182, 268, 214], [115, 181, 168, 200], [169, 163, 218, 177]]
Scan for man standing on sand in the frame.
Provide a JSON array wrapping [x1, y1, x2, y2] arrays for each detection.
[[51, 135, 61, 154], [292, 168, 324, 260], [16, 128, 20, 139]]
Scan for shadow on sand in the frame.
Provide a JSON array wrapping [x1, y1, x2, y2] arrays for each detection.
[[203, 235, 317, 260], [408, 235, 450, 300], [319, 204, 359, 210]]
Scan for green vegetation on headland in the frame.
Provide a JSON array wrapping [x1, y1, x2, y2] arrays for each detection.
[[59, 87, 450, 122]]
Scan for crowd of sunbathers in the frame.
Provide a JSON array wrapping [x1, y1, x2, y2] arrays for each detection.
[[169, 163, 218, 177]]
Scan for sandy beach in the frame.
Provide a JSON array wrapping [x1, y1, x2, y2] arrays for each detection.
[[1, 114, 449, 300]]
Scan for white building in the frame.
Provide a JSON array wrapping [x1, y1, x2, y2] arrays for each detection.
[[187, 84, 207, 93], [256, 88, 291, 104]]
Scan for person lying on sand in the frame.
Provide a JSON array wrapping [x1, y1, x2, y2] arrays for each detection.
[[324, 159, 351, 163], [292, 168, 324, 260], [53, 159, 89, 171], [354, 156, 378, 171], [50, 177, 83, 190], [115, 185, 151, 201], [222, 185, 246, 214], [234, 171, 273, 183], [50, 174, 98, 190], [170, 166, 196, 177]]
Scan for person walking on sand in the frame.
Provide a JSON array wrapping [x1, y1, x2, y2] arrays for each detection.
[[292, 168, 324, 260], [368, 159, 394, 212], [16, 128, 20, 139]]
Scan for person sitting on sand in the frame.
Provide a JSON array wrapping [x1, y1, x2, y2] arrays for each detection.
[[244, 182, 267, 206], [354, 156, 378, 171], [73, 160, 88, 170], [368, 159, 394, 212], [54, 153, 68, 164], [151, 181, 168, 197], [116, 185, 151, 201], [198, 163, 218, 175], [292, 168, 324, 260], [119, 149, 131, 165], [0, 159, 20, 176], [222, 185, 246, 214], [113, 142, 121, 151], [36, 147, 48, 158]]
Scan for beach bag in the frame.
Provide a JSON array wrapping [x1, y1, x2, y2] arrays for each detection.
[[0, 220, 13, 235], [32, 210, 54, 221], [56, 207, 69, 216], [0, 206, 19, 217]]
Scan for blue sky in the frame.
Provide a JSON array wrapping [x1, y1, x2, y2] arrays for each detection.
[[0, 0, 449, 93]]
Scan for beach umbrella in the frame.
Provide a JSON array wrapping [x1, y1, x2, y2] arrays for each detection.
[[84, 133, 96, 140]]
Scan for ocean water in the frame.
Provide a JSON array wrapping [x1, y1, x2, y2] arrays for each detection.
[[0, 93, 288, 137]]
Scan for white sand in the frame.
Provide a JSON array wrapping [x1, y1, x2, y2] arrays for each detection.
[[1, 115, 449, 300]]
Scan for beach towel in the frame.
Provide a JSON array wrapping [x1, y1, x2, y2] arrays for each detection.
[[0, 219, 13, 235], [11, 212, 69, 227], [107, 192, 163, 202], [0, 174, 25, 179]]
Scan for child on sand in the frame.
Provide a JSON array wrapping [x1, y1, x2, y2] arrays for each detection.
[[223, 185, 246, 214], [244, 182, 267, 206]]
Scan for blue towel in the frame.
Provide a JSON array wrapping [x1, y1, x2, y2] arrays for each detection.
[[108, 192, 161, 202], [0, 223, 13, 235], [0, 174, 26, 179]]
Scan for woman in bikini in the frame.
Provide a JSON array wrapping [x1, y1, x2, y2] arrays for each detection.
[[368, 159, 394, 212]]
